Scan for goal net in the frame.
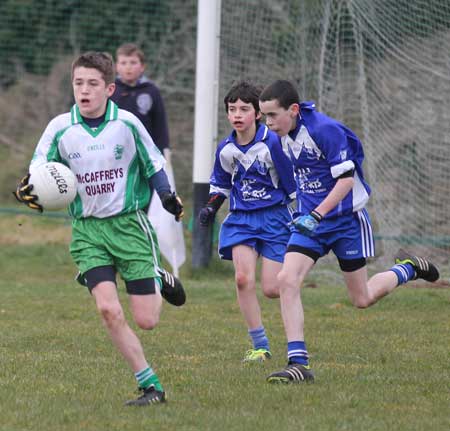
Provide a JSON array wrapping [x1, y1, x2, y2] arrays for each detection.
[[219, 0, 450, 268]]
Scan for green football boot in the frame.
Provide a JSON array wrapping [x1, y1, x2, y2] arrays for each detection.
[[242, 348, 272, 363]]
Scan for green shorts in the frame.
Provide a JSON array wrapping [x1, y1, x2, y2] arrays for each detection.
[[70, 210, 161, 282]]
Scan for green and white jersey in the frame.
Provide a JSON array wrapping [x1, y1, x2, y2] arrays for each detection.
[[30, 100, 165, 219]]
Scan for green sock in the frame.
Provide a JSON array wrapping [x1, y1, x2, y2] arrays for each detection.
[[135, 367, 164, 392], [148, 374, 164, 392]]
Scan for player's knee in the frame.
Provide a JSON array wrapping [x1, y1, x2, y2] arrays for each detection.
[[235, 271, 254, 290], [351, 296, 373, 309], [277, 270, 301, 291], [97, 303, 125, 327], [262, 284, 279, 298], [135, 314, 159, 330]]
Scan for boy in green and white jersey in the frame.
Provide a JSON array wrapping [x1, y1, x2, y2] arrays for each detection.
[[14, 52, 185, 406]]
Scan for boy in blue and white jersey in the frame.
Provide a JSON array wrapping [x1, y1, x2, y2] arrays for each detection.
[[13, 52, 185, 406], [259, 79, 439, 383], [199, 81, 296, 363]]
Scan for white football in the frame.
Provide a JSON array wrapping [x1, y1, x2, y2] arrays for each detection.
[[29, 162, 77, 211]]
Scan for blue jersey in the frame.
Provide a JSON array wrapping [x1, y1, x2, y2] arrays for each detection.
[[210, 124, 296, 211], [282, 102, 371, 218]]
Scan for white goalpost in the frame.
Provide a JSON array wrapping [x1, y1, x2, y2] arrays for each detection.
[[191, 0, 222, 268]]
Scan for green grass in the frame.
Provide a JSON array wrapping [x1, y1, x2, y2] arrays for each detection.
[[0, 214, 449, 431]]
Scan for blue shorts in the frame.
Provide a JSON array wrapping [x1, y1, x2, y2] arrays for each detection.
[[288, 208, 375, 260], [218, 205, 292, 263]]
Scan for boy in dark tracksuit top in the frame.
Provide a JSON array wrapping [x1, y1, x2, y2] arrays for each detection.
[[111, 43, 170, 159]]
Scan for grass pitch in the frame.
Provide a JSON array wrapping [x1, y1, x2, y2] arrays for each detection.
[[0, 213, 449, 431]]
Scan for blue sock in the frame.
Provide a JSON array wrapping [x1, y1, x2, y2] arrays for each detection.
[[288, 341, 309, 366], [248, 326, 269, 351], [390, 263, 416, 285]]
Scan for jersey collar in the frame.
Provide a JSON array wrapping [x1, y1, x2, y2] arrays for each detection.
[[300, 101, 316, 111], [288, 101, 317, 139], [226, 123, 269, 145], [70, 99, 119, 125], [288, 115, 303, 140]]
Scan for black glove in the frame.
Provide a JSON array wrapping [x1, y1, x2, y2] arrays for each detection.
[[12, 173, 43, 212], [160, 192, 184, 221], [198, 194, 226, 227], [199, 206, 216, 226]]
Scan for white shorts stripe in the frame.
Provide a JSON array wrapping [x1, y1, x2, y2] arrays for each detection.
[[136, 209, 160, 274], [357, 209, 374, 257]]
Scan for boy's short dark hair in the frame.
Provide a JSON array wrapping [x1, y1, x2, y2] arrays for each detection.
[[259, 80, 299, 109], [71, 51, 115, 84], [224, 81, 262, 113], [116, 43, 145, 64]]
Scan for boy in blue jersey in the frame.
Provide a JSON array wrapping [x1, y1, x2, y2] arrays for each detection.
[[199, 81, 296, 363], [259, 80, 439, 383], [13, 52, 185, 406]]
